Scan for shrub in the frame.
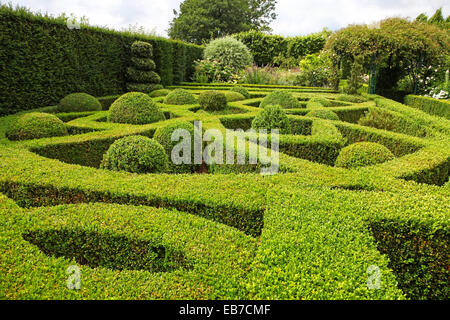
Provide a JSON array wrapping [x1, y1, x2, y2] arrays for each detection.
[[149, 89, 171, 97], [199, 91, 227, 111], [108, 92, 165, 125], [6, 112, 68, 141], [358, 109, 398, 131], [58, 93, 102, 113], [404, 95, 450, 120], [307, 109, 339, 121], [309, 97, 332, 107], [230, 86, 250, 99], [153, 121, 196, 173], [251, 105, 292, 134], [163, 89, 196, 105], [126, 41, 161, 94], [337, 94, 368, 103], [193, 59, 238, 83], [100, 135, 168, 174], [335, 142, 395, 168], [344, 56, 365, 95], [224, 91, 246, 102], [204, 36, 253, 71], [260, 90, 301, 109]]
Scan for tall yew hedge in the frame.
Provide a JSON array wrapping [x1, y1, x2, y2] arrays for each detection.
[[0, 5, 202, 115]]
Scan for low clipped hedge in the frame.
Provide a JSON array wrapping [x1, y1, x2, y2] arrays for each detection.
[[6, 112, 68, 141], [404, 95, 450, 120], [307, 109, 339, 120], [59, 93, 102, 113], [309, 97, 333, 107], [260, 90, 301, 109], [337, 94, 368, 103], [224, 91, 246, 102], [100, 135, 168, 174], [230, 86, 250, 99], [199, 91, 227, 111], [335, 142, 395, 169], [163, 89, 196, 105], [109, 92, 165, 125]]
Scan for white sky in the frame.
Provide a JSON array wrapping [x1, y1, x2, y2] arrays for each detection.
[[5, 0, 450, 37]]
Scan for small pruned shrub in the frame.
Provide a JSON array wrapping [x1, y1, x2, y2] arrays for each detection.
[[224, 91, 246, 102], [199, 91, 227, 111], [164, 89, 196, 105], [100, 135, 168, 174], [335, 142, 395, 169], [252, 105, 292, 134], [154, 121, 197, 173], [307, 109, 339, 121], [58, 93, 102, 113], [358, 109, 398, 131], [149, 89, 171, 98], [230, 86, 250, 99], [109, 92, 165, 125], [309, 97, 333, 107], [260, 90, 301, 109], [6, 112, 68, 141]]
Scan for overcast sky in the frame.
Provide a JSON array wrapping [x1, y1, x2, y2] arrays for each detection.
[[6, 0, 450, 37]]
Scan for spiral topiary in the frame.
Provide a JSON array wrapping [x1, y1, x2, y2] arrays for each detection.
[[153, 121, 197, 173], [108, 92, 165, 125], [251, 105, 292, 134], [6, 112, 68, 141], [224, 91, 246, 102], [163, 89, 196, 105], [260, 90, 301, 109], [230, 86, 250, 99], [306, 109, 340, 121], [100, 135, 168, 174], [335, 142, 395, 169], [58, 93, 102, 112], [198, 91, 228, 111], [126, 41, 161, 94]]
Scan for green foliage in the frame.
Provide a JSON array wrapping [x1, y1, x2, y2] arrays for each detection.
[[126, 41, 161, 94], [193, 59, 237, 83], [335, 142, 395, 168], [252, 105, 292, 134], [58, 93, 102, 113], [149, 89, 171, 97], [344, 56, 365, 95], [168, 0, 277, 44], [108, 92, 166, 124], [230, 86, 250, 99], [198, 91, 227, 111], [6, 112, 68, 141], [224, 91, 246, 102], [204, 37, 253, 71], [164, 89, 196, 105], [154, 121, 197, 173], [260, 90, 301, 109], [0, 5, 202, 115], [405, 95, 450, 120], [337, 94, 368, 103], [309, 97, 333, 107], [100, 135, 168, 174], [307, 109, 339, 121]]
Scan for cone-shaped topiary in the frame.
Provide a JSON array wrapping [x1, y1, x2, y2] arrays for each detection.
[[108, 92, 165, 125], [164, 89, 196, 105], [260, 90, 301, 109], [198, 91, 228, 111], [126, 41, 161, 94], [100, 135, 168, 174], [6, 112, 68, 141], [153, 120, 197, 173], [307, 109, 340, 121], [335, 142, 395, 169], [251, 105, 292, 134], [59, 93, 102, 112]]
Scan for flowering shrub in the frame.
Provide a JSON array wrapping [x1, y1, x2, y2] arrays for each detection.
[[204, 36, 253, 71], [294, 54, 333, 88], [193, 59, 239, 83]]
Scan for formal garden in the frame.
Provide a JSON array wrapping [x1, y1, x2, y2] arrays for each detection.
[[0, 3, 449, 301]]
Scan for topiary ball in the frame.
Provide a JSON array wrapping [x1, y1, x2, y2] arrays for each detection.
[[230, 86, 250, 99], [163, 89, 196, 105], [307, 109, 340, 121], [224, 91, 246, 102], [260, 90, 301, 109], [59, 93, 102, 112], [251, 105, 292, 134], [199, 91, 227, 111], [149, 89, 171, 98], [6, 112, 68, 141], [100, 135, 168, 174], [335, 142, 395, 169], [154, 121, 197, 173], [108, 92, 165, 125]]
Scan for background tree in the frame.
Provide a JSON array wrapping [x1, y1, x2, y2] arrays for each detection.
[[168, 0, 277, 44]]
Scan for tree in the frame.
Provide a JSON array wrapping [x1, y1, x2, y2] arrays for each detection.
[[168, 0, 277, 44]]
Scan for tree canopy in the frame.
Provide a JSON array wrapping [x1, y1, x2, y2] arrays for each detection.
[[168, 0, 277, 44]]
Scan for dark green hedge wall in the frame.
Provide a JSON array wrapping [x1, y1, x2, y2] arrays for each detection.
[[0, 6, 203, 115]]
